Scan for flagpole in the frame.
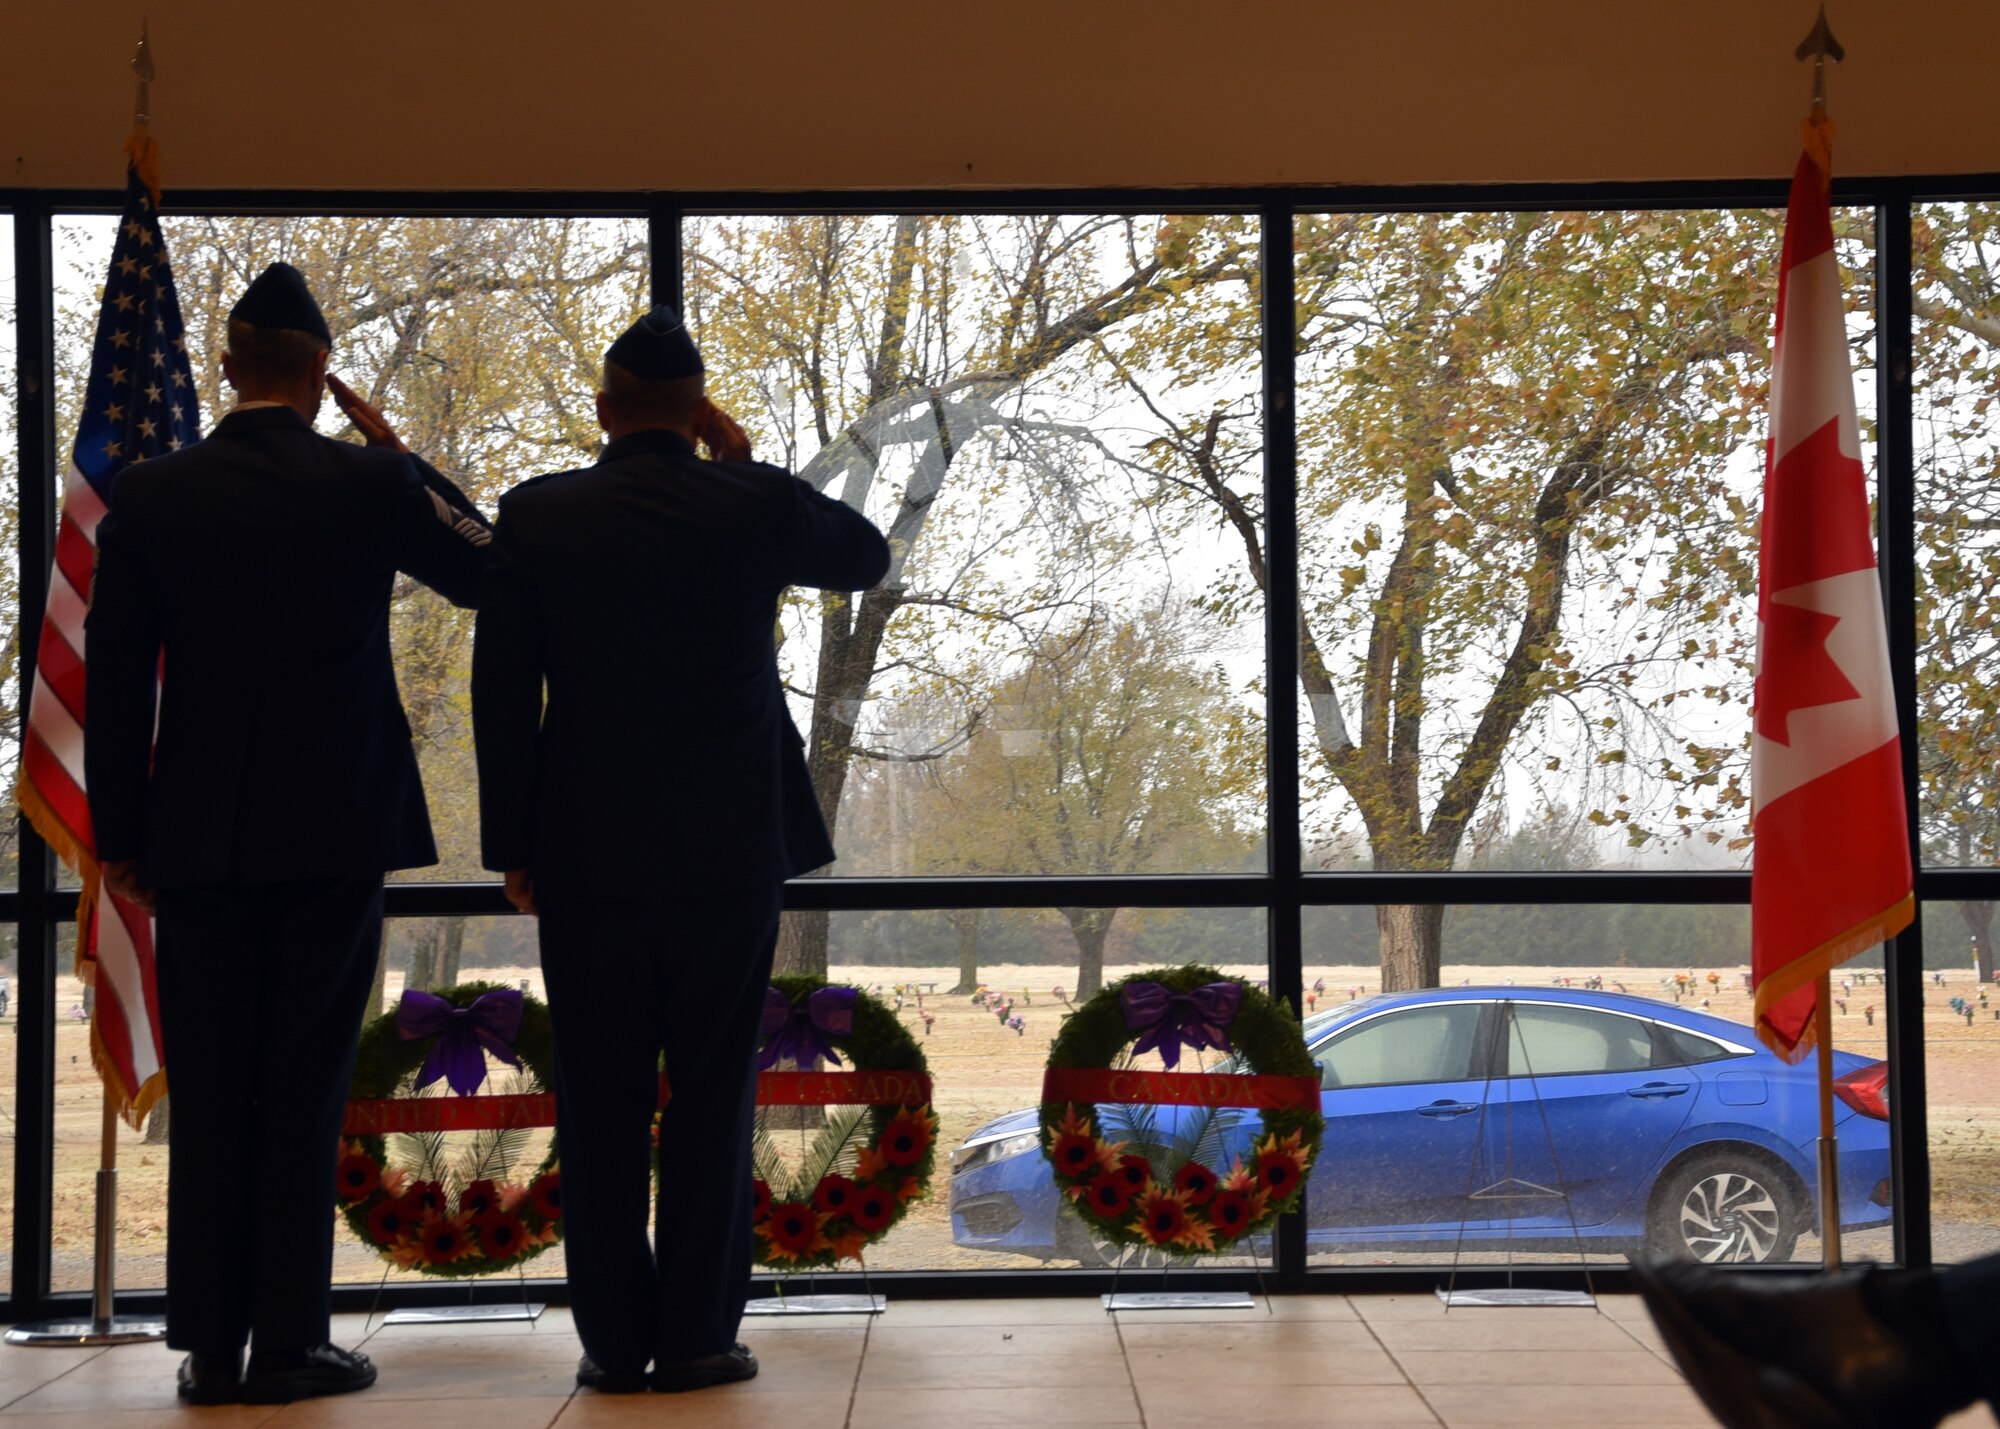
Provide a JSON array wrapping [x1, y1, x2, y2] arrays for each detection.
[[1815, 972, 1841, 1271]]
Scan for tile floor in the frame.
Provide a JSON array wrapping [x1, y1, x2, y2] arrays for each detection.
[[0, 1296, 1994, 1428]]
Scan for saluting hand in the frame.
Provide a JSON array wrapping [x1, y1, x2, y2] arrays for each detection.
[[327, 373, 409, 451], [693, 399, 752, 462]]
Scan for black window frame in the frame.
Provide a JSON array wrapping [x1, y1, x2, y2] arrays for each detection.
[[3, 172, 1995, 1318]]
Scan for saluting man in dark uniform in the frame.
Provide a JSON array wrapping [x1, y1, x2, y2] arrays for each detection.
[[84, 264, 490, 1406], [472, 308, 889, 1393]]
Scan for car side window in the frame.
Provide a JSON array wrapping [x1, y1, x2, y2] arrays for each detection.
[[1504, 1004, 1653, 1077], [1652, 1024, 1735, 1068], [1314, 1004, 1482, 1090]]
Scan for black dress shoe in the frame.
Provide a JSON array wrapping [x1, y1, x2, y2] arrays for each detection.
[[651, 1342, 758, 1393], [576, 1355, 649, 1394], [240, 1343, 377, 1404], [175, 1350, 242, 1405], [1631, 1259, 1965, 1429]]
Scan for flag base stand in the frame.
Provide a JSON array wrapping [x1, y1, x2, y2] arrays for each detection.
[[7, 1155, 167, 1348]]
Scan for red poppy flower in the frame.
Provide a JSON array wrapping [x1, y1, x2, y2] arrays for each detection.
[[366, 1197, 417, 1244], [459, 1178, 501, 1218], [1208, 1187, 1265, 1238], [1112, 1154, 1153, 1193], [1051, 1134, 1103, 1181], [406, 1179, 447, 1216], [474, 1211, 531, 1259], [881, 1109, 933, 1167], [813, 1174, 858, 1217], [334, 1150, 380, 1203], [528, 1172, 562, 1222], [417, 1212, 475, 1265], [758, 1201, 830, 1260], [1173, 1162, 1217, 1206], [1130, 1189, 1190, 1246], [753, 1178, 773, 1220], [849, 1186, 898, 1233], [1085, 1175, 1135, 1218]]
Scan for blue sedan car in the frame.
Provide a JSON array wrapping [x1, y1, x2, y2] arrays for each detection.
[[949, 987, 1892, 1263]]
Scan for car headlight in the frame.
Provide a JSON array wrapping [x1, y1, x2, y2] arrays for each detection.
[[953, 1131, 1041, 1177]]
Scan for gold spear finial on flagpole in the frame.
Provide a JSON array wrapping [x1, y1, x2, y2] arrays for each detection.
[[132, 19, 154, 128], [126, 20, 163, 207], [1794, 3, 1845, 120]]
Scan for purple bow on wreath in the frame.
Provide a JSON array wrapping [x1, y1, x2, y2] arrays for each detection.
[[1119, 980, 1243, 1069], [396, 988, 525, 1096], [758, 985, 856, 1071]]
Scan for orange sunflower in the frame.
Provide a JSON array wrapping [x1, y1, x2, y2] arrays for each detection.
[[334, 1146, 379, 1203], [474, 1211, 531, 1260], [757, 1202, 831, 1262], [1207, 1186, 1267, 1239], [1130, 1188, 1192, 1246], [849, 1185, 898, 1233], [417, 1212, 476, 1266], [1252, 1131, 1311, 1201], [881, 1108, 934, 1167]]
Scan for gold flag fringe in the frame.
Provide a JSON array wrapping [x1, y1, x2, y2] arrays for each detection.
[[1754, 892, 1913, 1065], [15, 770, 167, 1127]]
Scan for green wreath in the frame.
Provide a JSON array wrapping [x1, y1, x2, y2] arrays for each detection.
[[336, 981, 562, 1277], [751, 975, 936, 1270], [1040, 964, 1323, 1257]]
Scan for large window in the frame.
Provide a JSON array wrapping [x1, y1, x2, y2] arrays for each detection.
[[3, 185, 1993, 1314]]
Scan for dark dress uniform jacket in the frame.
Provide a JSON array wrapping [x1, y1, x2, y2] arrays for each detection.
[[84, 405, 488, 887], [472, 429, 890, 893]]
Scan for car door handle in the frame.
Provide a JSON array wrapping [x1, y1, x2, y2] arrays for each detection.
[[1416, 1100, 1478, 1118], [1627, 1082, 1691, 1098]]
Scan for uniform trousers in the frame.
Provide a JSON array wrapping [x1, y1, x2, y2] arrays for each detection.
[[536, 887, 780, 1374], [152, 873, 383, 1355]]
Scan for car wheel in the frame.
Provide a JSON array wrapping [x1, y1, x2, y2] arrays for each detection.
[[1647, 1153, 1801, 1264]]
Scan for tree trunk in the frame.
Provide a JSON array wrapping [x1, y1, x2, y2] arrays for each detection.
[[1957, 900, 1996, 985], [439, 916, 466, 987], [948, 911, 982, 995], [776, 908, 828, 978], [1376, 903, 1444, 992], [407, 922, 438, 992], [142, 1094, 169, 1145], [1060, 908, 1119, 999], [365, 928, 389, 1023]]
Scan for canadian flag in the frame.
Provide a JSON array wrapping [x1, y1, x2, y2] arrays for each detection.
[[1751, 122, 1913, 1062]]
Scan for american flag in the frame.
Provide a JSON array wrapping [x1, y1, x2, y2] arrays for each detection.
[[16, 154, 200, 1122]]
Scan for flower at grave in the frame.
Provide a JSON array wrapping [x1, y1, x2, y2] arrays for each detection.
[[881, 1108, 934, 1166], [1131, 1188, 1192, 1246], [813, 1174, 859, 1217], [753, 1178, 773, 1220], [1173, 1161, 1218, 1206], [459, 1178, 501, 1218], [757, 1202, 831, 1262], [417, 1212, 476, 1265], [1008, 1015, 1026, 1035], [1253, 1131, 1311, 1200], [1085, 1175, 1136, 1218], [335, 1144, 380, 1202], [848, 1186, 898, 1234], [528, 1171, 562, 1222], [1208, 1186, 1266, 1237], [475, 1211, 530, 1258]]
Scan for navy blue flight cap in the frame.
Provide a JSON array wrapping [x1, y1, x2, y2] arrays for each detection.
[[606, 305, 703, 381], [229, 262, 331, 345]]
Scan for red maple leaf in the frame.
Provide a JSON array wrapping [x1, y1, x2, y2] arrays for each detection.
[[1755, 601, 1859, 745]]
